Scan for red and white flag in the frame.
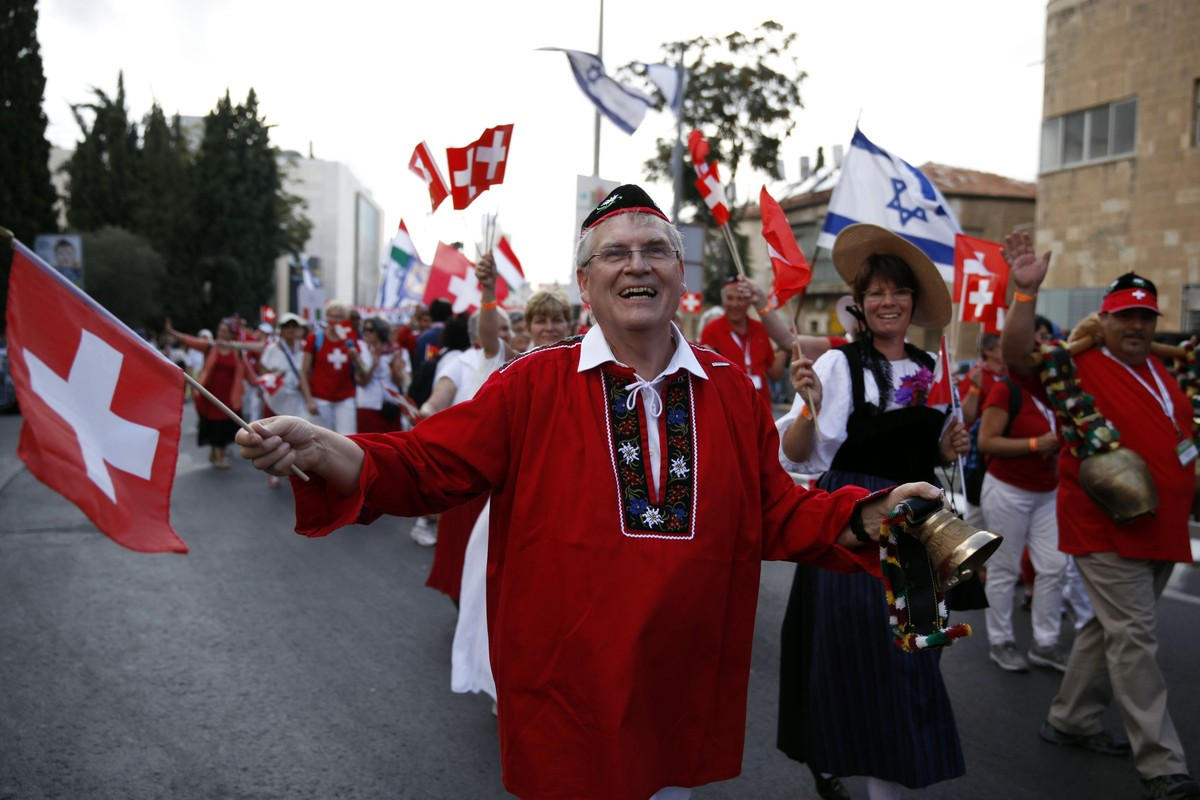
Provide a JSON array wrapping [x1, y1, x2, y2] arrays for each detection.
[[953, 234, 1009, 335], [259, 305, 276, 325], [926, 334, 954, 408], [423, 243, 508, 314], [679, 291, 703, 315], [383, 384, 421, 424], [760, 186, 812, 307], [255, 372, 284, 397], [688, 130, 730, 225], [6, 244, 188, 553], [409, 140, 450, 212], [446, 124, 514, 210], [494, 236, 526, 292]]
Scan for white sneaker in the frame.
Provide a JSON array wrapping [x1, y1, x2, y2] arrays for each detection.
[[410, 518, 437, 547]]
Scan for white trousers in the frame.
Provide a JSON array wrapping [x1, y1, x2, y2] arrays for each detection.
[[314, 396, 356, 434], [980, 473, 1067, 647]]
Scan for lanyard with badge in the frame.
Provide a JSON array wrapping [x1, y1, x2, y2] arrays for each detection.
[[1102, 347, 1197, 466], [728, 330, 762, 390]]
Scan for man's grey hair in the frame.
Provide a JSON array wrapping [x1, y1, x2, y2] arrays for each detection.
[[574, 212, 685, 270]]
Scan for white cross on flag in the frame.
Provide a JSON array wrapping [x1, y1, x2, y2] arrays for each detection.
[[409, 140, 450, 212], [255, 372, 283, 397], [446, 124, 514, 211], [687, 129, 730, 226], [5, 244, 188, 553], [679, 291, 703, 315], [423, 242, 508, 314], [953, 234, 1010, 334]]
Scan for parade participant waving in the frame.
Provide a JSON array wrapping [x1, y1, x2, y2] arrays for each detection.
[[236, 186, 943, 800], [776, 224, 969, 800]]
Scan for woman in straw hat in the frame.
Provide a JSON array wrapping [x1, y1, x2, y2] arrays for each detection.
[[774, 224, 969, 800]]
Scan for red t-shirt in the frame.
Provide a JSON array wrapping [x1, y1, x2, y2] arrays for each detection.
[[957, 362, 1001, 410], [304, 328, 358, 401], [700, 315, 775, 407], [983, 380, 1058, 492], [1015, 348, 1194, 561]]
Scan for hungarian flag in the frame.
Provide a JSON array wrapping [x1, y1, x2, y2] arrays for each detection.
[[255, 372, 284, 397], [446, 124, 514, 210], [954, 234, 1009, 334], [926, 334, 953, 407], [760, 186, 811, 307], [423, 243, 508, 314], [494, 236, 526, 292], [409, 141, 450, 212], [6, 243, 188, 554]]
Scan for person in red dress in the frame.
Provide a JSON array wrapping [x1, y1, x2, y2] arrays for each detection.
[[235, 185, 942, 800]]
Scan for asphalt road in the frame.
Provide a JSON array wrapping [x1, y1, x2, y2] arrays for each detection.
[[1, 407, 1198, 799]]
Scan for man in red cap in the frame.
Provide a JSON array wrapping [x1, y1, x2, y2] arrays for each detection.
[[1002, 232, 1199, 800], [235, 184, 942, 800], [700, 275, 787, 408]]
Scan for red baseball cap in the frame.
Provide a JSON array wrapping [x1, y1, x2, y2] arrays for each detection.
[[1100, 272, 1160, 315]]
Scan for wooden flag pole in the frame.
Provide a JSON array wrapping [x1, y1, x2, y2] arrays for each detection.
[[183, 372, 309, 481], [718, 222, 746, 278], [789, 294, 823, 443]]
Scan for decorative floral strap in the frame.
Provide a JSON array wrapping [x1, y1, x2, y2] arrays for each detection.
[[879, 507, 972, 652]]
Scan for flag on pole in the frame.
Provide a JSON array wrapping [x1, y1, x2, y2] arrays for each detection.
[[643, 62, 687, 113], [423, 243, 507, 314], [377, 220, 424, 309], [540, 48, 655, 134], [259, 306, 276, 325], [953, 234, 1009, 334], [759, 186, 812, 306], [494, 236, 526, 292], [255, 372, 284, 397], [688, 130, 731, 225], [926, 334, 954, 407], [818, 127, 963, 281], [446, 124, 514, 210], [409, 141, 450, 212], [5, 243, 188, 553]]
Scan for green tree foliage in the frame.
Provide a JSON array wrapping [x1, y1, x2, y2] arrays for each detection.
[[81, 226, 166, 333], [64, 72, 141, 232], [136, 103, 189, 258], [0, 0, 59, 329], [173, 89, 310, 328]]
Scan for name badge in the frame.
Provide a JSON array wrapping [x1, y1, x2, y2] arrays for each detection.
[[1177, 439, 1197, 467]]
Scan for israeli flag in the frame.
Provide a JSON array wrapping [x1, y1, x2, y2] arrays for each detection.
[[541, 48, 655, 135], [818, 128, 962, 280]]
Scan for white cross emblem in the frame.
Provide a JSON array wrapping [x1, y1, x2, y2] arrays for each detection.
[[447, 272, 482, 313], [964, 251, 991, 277], [968, 278, 994, 318], [326, 347, 348, 370], [681, 294, 701, 314], [24, 330, 161, 503], [475, 130, 507, 181], [453, 149, 478, 202], [1132, 289, 1147, 299]]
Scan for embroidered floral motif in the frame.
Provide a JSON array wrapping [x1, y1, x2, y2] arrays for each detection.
[[602, 370, 695, 537], [894, 367, 933, 407]]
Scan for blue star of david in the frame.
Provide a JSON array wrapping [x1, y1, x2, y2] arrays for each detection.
[[587, 64, 603, 83], [886, 178, 928, 226]]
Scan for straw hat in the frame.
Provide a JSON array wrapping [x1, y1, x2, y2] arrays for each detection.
[[832, 224, 951, 329]]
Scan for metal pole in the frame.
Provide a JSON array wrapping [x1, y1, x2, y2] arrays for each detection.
[[592, 0, 604, 177], [671, 57, 685, 224]]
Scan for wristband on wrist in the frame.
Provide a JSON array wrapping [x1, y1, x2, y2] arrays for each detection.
[[756, 305, 770, 316], [1028, 437, 1038, 453], [481, 300, 498, 310], [800, 403, 813, 420], [1013, 291, 1037, 303], [967, 386, 980, 396], [849, 504, 870, 544]]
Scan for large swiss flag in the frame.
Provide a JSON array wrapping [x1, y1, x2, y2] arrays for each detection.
[[422, 243, 508, 314], [6, 243, 188, 553]]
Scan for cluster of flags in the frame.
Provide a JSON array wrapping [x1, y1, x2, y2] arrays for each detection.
[[407, 124, 513, 214], [688, 130, 732, 226]]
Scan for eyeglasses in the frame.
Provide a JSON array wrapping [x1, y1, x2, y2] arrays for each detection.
[[585, 246, 678, 267], [863, 288, 915, 303], [362, 326, 376, 334]]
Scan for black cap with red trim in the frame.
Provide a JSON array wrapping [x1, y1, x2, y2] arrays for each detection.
[[1101, 272, 1160, 315], [580, 184, 669, 235]]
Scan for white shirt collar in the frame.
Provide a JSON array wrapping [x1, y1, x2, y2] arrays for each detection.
[[577, 322, 708, 382]]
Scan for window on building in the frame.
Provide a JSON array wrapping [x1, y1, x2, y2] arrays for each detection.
[[1194, 79, 1200, 147], [1183, 284, 1200, 332], [1039, 98, 1138, 172]]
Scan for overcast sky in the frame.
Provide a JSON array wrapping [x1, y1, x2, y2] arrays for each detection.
[[37, 0, 1048, 286]]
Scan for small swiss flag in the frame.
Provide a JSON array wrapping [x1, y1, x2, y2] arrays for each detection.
[[6, 244, 188, 553], [926, 334, 954, 408], [680, 292, 703, 315], [409, 140, 450, 212], [256, 372, 283, 397], [447, 124, 514, 210], [423, 243, 508, 314]]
